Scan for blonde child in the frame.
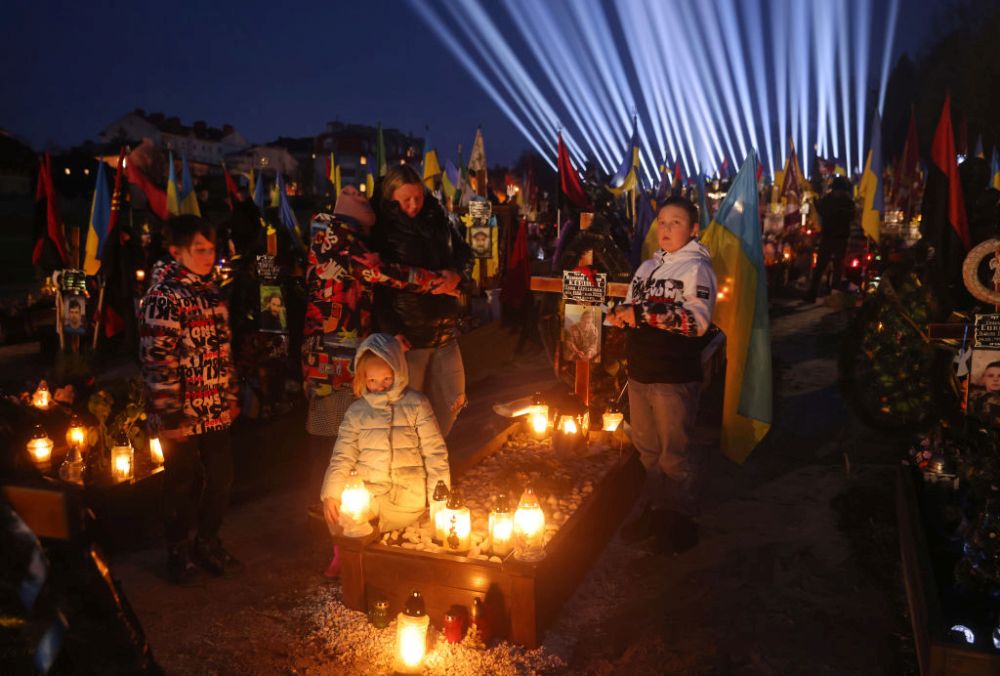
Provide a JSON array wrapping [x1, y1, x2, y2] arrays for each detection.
[[321, 333, 451, 539]]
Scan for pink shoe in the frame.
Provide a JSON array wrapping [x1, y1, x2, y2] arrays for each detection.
[[324, 544, 341, 578]]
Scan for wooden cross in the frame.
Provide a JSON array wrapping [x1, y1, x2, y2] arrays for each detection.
[[529, 275, 628, 406]]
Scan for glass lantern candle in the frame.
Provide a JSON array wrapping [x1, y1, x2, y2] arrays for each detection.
[[439, 488, 472, 553], [369, 598, 390, 629], [26, 425, 54, 472], [110, 439, 134, 483], [66, 415, 86, 449], [396, 591, 429, 672], [526, 392, 549, 439], [149, 437, 165, 466], [602, 407, 624, 433], [489, 493, 515, 558], [513, 487, 546, 562], [553, 414, 585, 453], [32, 382, 51, 410], [339, 469, 373, 537], [429, 480, 449, 529]]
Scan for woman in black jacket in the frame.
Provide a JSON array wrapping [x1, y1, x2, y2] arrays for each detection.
[[372, 165, 473, 437]]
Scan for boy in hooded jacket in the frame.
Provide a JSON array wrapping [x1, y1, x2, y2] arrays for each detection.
[[320, 333, 451, 534], [608, 196, 717, 552]]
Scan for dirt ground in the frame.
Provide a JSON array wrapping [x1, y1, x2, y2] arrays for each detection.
[[107, 299, 917, 675]]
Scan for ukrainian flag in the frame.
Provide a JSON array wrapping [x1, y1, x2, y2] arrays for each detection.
[[423, 148, 441, 191], [253, 169, 266, 210], [858, 111, 883, 241], [991, 148, 1000, 191], [609, 124, 640, 196], [83, 161, 110, 275], [166, 152, 180, 216], [179, 154, 201, 216], [700, 151, 773, 463]]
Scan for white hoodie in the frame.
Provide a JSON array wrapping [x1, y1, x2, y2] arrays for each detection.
[[624, 238, 717, 337]]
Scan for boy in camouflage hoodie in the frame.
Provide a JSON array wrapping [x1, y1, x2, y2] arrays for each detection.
[[140, 215, 243, 585]]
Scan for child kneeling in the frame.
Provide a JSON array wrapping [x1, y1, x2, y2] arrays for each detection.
[[321, 333, 451, 535]]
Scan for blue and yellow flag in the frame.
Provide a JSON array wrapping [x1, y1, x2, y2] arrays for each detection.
[[609, 122, 640, 196], [858, 111, 883, 241], [166, 152, 180, 216], [166, 152, 201, 216], [991, 148, 1000, 191], [83, 161, 110, 275], [700, 151, 772, 463], [179, 154, 201, 216], [253, 169, 266, 210]]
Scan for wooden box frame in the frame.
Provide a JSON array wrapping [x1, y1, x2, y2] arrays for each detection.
[[335, 423, 644, 647]]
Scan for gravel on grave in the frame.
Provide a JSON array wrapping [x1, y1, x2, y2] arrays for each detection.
[[293, 585, 567, 675], [379, 429, 623, 558]]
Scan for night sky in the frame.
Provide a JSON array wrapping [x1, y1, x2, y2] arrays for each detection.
[[1, 0, 949, 167]]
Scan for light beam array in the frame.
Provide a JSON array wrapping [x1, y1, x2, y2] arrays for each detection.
[[407, 0, 900, 180]]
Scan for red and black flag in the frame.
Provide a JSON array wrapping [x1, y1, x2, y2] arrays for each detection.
[[33, 153, 70, 271], [222, 162, 241, 211], [557, 132, 590, 210], [920, 94, 971, 310], [98, 148, 134, 340]]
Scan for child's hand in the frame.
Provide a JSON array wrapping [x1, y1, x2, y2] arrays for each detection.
[[323, 497, 340, 527]]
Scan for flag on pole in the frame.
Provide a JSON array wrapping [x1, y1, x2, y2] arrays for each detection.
[[700, 150, 772, 463], [83, 160, 111, 275], [609, 121, 640, 196], [920, 94, 970, 310], [991, 148, 1000, 190], [557, 132, 591, 209], [166, 152, 180, 216], [327, 151, 342, 196], [253, 168, 266, 210], [423, 147, 441, 190], [222, 162, 240, 211], [442, 159, 458, 202], [858, 111, 883, 242], [276, 173, 304, 252], [33, 153, 70, 270], [179, 154, 200, 216], [99, 148, 131, 339], [695, 173, 711, 232], [376, 123, 387, 177], [468, 128, 487, 173]]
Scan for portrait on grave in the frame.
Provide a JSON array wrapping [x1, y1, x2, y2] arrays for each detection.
[[259, 285, 287, 333], [62, 294, 87, 335], [968, 314, 1000, 427], [563, 303, 601, 362], [470, 225, 492, 258]]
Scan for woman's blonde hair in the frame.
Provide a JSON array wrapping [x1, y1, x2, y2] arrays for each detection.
[[353, 350, 391, 397], [380, 164, 424, 209]]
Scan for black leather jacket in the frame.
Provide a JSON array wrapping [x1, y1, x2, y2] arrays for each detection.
[[373, 195, 473, 348]]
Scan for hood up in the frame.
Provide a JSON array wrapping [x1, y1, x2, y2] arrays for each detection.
[[354, 333, 409, 407]]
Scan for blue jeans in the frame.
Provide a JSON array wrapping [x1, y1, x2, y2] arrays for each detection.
[[628, 378, 702, 514], [406, 340, 466, 437]]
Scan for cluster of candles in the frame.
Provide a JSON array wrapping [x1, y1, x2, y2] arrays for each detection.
[[25, 383, 166, 483], [340, 476, 547, 563], [522, 392, 624, 449], [373, 590, 491, 671]]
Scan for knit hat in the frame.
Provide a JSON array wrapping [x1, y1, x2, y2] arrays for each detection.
[[334, 186, 375, 228]]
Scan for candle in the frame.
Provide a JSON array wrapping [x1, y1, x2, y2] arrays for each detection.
[[602, 410, 624, 432], [26, 425, 53, 471], [443, 610, 464, 643], [110, 442, 134, 482], [135, 268, 146, 282], [514, 487, 546, 562], [149, 437, 165, 465], [32, 383, 51, 410], [489, 493, 514, 558], [396, 591, 429, 671], [369, 599, 390, 629], [439, 488, 472, 553], [339, 469, 373, 537], [429, 480, 449, 529], [526, 393, 549, 439], [66, 415, 86, 449]]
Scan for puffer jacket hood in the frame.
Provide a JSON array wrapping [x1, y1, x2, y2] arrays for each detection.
[[355, 333, 409, 406], [652, 237, 713, 265]]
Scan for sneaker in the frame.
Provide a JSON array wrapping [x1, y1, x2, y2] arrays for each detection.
[[654, 510, 699, 555], [193, 536, 246, 577], [620, 505, 661, 543], [167, 542, 205, 587]]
